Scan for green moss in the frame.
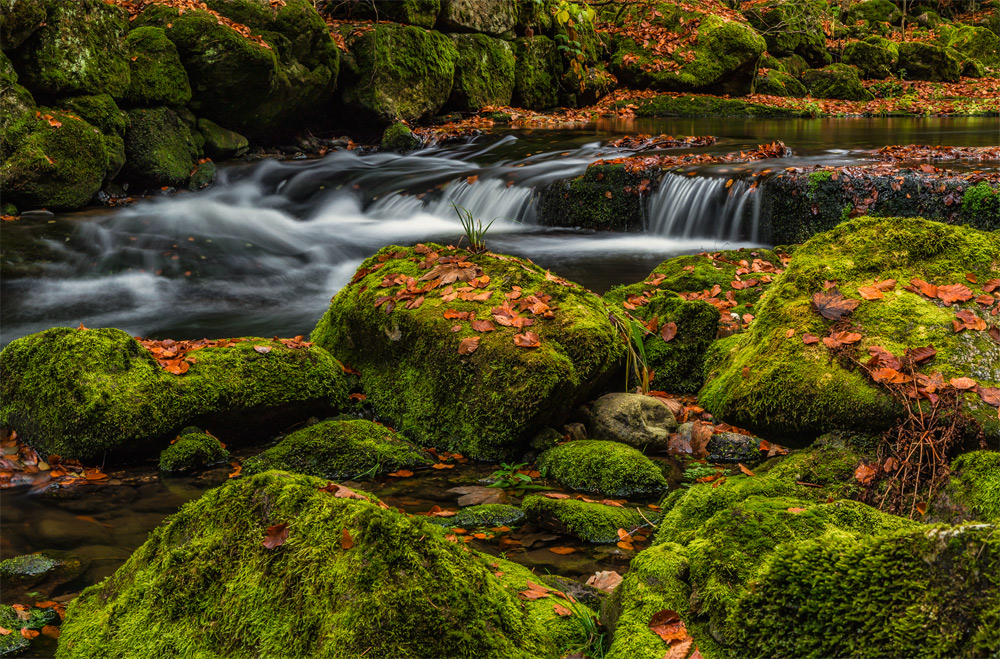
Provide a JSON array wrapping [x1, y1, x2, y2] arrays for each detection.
[[57, 94, 129, 137], [1, 0, 46, 50], [449, 33, 516, 111], [159, 432, 229, 473], [196, 118, 249, 159], [512, 35, 561, 109], [941, 451, 1000, 523], [0, 109, 110, 210], [380, 121, 421, 152], [732, 524, 999, 657], [753, 69, 807, 97], [745, 0, 831, 67], [522, 495, 659, 543], [898, 41, 962, 82], [536, 440, 667, 499], [430, 503, 527, 529], [340, 24, 457, 124], [699, 217, 1000, 445], [13, 0, 130, 98], [624, 94, 810, 117], [961, 182, 1000, 230], [947, 25, 1000, 66], [124, 26, 192, 107], [801, 63, 875, 101], [537, 164, 645, 232], [310, 244, 622, 460], [243, 419, 432, 480], [843, 37, 899, 79], [123, 106, 199, 187], [0, 327, 350, 460], [57, 471, 579, 658], [756, 442, 867, 498]]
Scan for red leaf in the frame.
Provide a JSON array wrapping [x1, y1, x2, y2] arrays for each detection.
[[950, 377, 977, 390], [937, 284, 974, 305], [262, 522, 289, 549], [661, 321, 677, 342], [514, 331, 541, 348], [906, 346, 937, 364]]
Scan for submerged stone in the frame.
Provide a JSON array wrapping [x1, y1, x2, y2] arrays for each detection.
[[536, 440, 668, 499]]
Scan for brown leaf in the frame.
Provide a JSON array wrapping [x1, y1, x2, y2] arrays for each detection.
[[586, 570, 623, 593], [549, 546, 577, 555], [906, 346, 937, 364], [660, 321, 678, 342], [318, 482, 367, 499], [803, 334, 820, 345], [965, 273, 978, 284], [916, 502, 927, 515], [978, 386, 1000, 407], [664, 638, 695, 659], [690, 422, 712, 459], [543, 492, 571, 499], [649, 610, 687, 644], [387, 469, 413, 478], [950, 377, 977, 390], [553, 603, 573, 617], [458, 336, 480, 355], [514, 331, 541, 348], [471, 319, 495, 332], [875, 279, 897, 291], [938, 284, 974, 305], [253, 345, 272, 354], [855, 463, 878, 485], [811, 291, 860, 321], [738, 463, 755, 477], [262, 522, 289, 550], [857, 285, 884, 300], [20, 628, 39, 640]]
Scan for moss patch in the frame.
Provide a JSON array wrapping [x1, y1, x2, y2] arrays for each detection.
[[801, 63, 875, 101], [243, 419, 433, 480], [522, 495, 659, 543], [623, 94, 810, 117], [380, 121, 421, 152], [512, 35, 561, 109], [124, 26, 192, 107], [159, 432, 230, 473], [430, 503, 527, 529], [123, 106, 199, 188], [898, 41, 962, 82], [536, 440, 668, 499], [449, 33, 516, 111]]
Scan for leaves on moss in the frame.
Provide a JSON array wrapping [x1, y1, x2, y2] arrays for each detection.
[[811, 290, 860, 321], [262, 522, 289, 550]]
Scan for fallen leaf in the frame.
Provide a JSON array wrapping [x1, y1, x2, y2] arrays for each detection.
[[950, 377, 977, 390], [0, 627, 9, 636], [661, 322, 677, 342], [387, 469, 414, 478], [786, 507, 807, 514], [341, 528, 354, 550], [514, 331, 541, 348], [664, 638, 695, 659], [857, 285, 884, 300], [803, 334, 820, 345], [738, 463, 755, 477], [938, 283, 974, 305], [253, 345, 272, 354], [262, 522, 289, 550], [916, 502, 927, 515], [471, 319, 495, 332], [41, 625, 60, 639], [586, 570, 624, 592], [811, 291, 860, 321], [855, 463, 878, 485], [649, 609, 687, 644], [549, 546, 577, 555], [553, 602, 573, 616], [543, 492, 571, 499], [458, 336, 480, 355], [20, 628, 39, 640]]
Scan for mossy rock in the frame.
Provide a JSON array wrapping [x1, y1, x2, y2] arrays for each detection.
[[159, 432, 230, 473], [122, 106, 199, 188], [13, 0, 130, 98], [429, 503, 526, 528], [323, 0, 441, 29], [929, 450, 1000, 524], [898, 41, 962, 82], [380, 121, 421, 152], [0, 52, 36, 135], [0, 551, 86, 594], [843, 37, 899, 79], [243, 419, 433, 480], [612, 9, 765, 93], [700, 217, 1000, 445], [537, 164, 646, 232], [512, 35, 561, 109], [0, 327, 350, 460], [134, 0, 337, 138], [961, 57, 986, 77], [801, 63, 875, 101], [947, 25, 1000, 66], [0, 109, 111, 210], [448, 33, 516, 111], [310, 244, 622, 460], [56, 470, 590, 658], [622, 93, 811, 117], [439, 0, 517, 36], [124, 26, 192, 107], [56, 94, 129, 139], [1, 0, 47, 50], [753, 69, 807, 96], [845, 0, 896, 23], [1, 603, 58, 655], [197, 117, 249, 159], [522, 494, 659, 543], [744, 0, 831, 67], [962, 182, 1000, 229], [536, 440, 667, 499]]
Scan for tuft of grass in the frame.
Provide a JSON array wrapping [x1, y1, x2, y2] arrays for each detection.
[[453, 204, 495, 253]]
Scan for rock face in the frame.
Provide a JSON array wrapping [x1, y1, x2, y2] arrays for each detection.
[[339, 24, 457, 124], [700, 217, 1000, 445], [586, 393, 678, 451], [0, 328, 350, 459], [801, 63, 874, 101], [449, 33, 516, 110], [243, 419, 433, 480], [536, 440, 668, 499], [123, 27, 192, 107], [897, 41, 961, 82], [310, 244, 622, 460], [56, 471, 592, 658], [1, 0, 47, 51], [439, 0, 517, 36], [512, 35, 561, 109], [123, 107, 200, 188]]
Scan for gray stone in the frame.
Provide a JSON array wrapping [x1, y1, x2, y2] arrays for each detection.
[[587, 393, 678, 451], [706, 432, 760, 463], [439, 0, 517, 36]]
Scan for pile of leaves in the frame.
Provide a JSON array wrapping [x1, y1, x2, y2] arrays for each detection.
[[0, 602, 65, 642], [412, 115, 496, 146], [0, 430, 108, 491], [134, 335, 313, 375], [874, 145, 1000, 162], [590, 141, 788, 176], [110, 0, 278, 50], [606, 134, 716, 150]]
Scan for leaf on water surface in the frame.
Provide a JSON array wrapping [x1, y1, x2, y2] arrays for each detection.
[[549, 547, 577, 555]]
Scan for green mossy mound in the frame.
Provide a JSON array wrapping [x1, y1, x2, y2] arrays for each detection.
[[243, 419, 433, 480], [439, 0, 517, 36], [1, 0, 47, 50], [930, 450, 1000, 524], [0, 53, 36, 134], [429, 503, 527, 528], [310, 244, 622, 460], [845, 0, 896, 24], [339, 24, 457, 124], [0, 109, 111, 210], [801, 63, 875, 101], [56, 94, 129, 138], [537, 164, 645, 232], [159, 432, 230, 473], [842, 37, 899, 79], [197, 118, 249, 159], [449, 33, 516, 111], [947, 25, 1000, 66], [962, 181, 1000, 229], [124, 26, 192, 107], [512, 35, 561, 109], [13, 0, 130, 99], [753, 69, 807, 97], [536, 440, 667, 499], [622, 94, 810, 117], [744, 0, 831, 67], [0, 327, 350, 460], [380, 121, 421, 152], [122, 106, 200, 188], [700, 217, 1000, 445], [898, 41, 962, 82], [56, 471, 588, 658], [522, 494, 658, 543]]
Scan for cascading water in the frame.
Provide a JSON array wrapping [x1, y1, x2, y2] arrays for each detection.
[[646, 173, 761, 242]]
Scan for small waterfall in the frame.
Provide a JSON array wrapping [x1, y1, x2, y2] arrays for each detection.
[[647, 173, 760, 242]]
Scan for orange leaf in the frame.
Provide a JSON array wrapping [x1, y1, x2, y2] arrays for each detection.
[[950, 377, 977, 390], [458, 336, 480, 355], [0, 627, 9, 636], [20, 628, 39, 640], [916, 502, 927, 515], [513, 331, 541, 348], [548, 546, 577, 555], [387, 469, 413, 478], [543, 492, 570, 499], [786, 507, 806, 514], [661, 322, 677, 342], [616, 541, 635, 550], [738, 463, 755, 477], [341, 528, 354, 549], [855, 463, 878, 484], [649, 609, 687, 644], [553, 603, 573, 617], [41, 625, 60, 639], [803, 334, 819, 345], [431, 463, 455, 469], [857, 285, 884, 300]]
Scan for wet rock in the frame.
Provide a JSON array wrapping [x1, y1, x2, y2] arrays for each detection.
[[429, 503, 525, 528], [537, 440, 668, 499], [563, 423, 587, 443], [706, 432, 759, 463], [522, 494, 659, 544], [447, 485, 506, 507], [529, 427, 563, 453], [197, 118, 249, 160], [448, 33, 516, 110], [586, 393, 678, 452], [512, 35, 560, 109], [380, 121, 421, 152], [0, 0, 46, 51], [122, 107, 200, 189], [0, 551, 87, 597]]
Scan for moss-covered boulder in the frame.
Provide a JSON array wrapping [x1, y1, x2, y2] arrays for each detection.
[[243, 419, 433, 480], [123, 26, 192, 107], [1, 0, 46, 51], [196, 117, 249, 159], [56, 471, 590, 658], [325, 0, 441, 28], [159, 431, 230, 473], [962, 181, 1000, 230], [339, 24, 457, 124], [449, 33, 516, 111], [744, 0, 831, 67], [537, 440, 667, 499], [439, 0, 517, 36], [56, 94, 129, 137], [842, 36, 899, 79], [801, 63, 875, 101], [898, 41, 962, 82], [929, 450, 1000, 524], [429, 503, 526, 528], [512, 35, 561, 109], [0, 327, 350, 460], [0, 109, 112, 210], [753, 69, 807, 96], [0, 52, 36, 134], [537, 164, 646, 232], [523, 494, 658, 543], [0, 551, 86, 599], [845, 0, 896, 24], [947, 25, 1000, 67], [310, 244, 622, 460], [380, 121, 421, 152], [134, 0, 338, 138], [611, 7, 766, 93], [700, 217, 1000, 445], [122, 106, 200, 188], [12, 0, 130, 98]]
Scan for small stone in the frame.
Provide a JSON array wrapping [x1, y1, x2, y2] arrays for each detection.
[[706, 432, 760, 463], [586, 393, 678, 451]]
